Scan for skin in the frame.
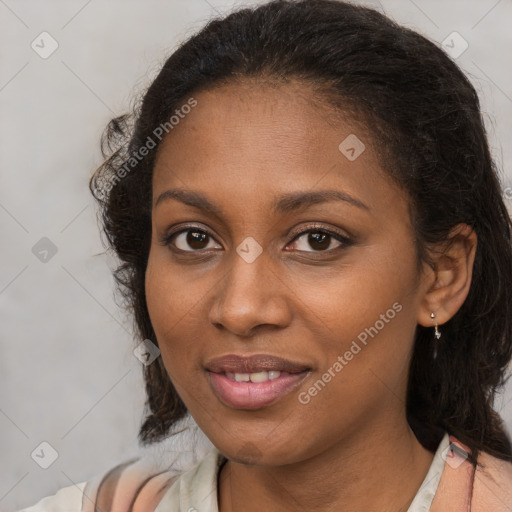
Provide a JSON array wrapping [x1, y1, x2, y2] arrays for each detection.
[[145, 79, 477, 512]]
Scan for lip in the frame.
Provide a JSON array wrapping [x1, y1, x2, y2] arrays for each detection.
[[207, 371, 309, 409], [205, 353, 311, 374], [205, 353, 311, 410]]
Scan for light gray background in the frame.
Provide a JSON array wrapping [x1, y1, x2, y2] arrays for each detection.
[[1, 0, 511, 510]]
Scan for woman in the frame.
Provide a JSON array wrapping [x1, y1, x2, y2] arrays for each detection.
[[22, 0, 512, 510]]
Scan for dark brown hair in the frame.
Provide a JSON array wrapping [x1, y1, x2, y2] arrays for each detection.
[[90, 0, 512, 465]]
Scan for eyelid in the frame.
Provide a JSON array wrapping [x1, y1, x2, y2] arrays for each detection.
[[287, 222, 353, 244]]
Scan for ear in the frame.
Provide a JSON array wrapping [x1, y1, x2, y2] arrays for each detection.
[[417, 223, 477, 328]]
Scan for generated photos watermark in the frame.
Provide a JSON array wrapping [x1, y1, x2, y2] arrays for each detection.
[[298, 301, 403, 404], [95, 97, 197, 199]]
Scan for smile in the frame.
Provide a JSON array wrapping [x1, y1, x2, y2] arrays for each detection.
[[208, 371, 311, 410]]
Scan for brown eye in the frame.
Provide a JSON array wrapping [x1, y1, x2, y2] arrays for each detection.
[[307, 232, 331, 251], [291, 231, 340, 252], [164, 228, 222, 252], [185, 231, 209, 250], [287, 226, 353, 253]]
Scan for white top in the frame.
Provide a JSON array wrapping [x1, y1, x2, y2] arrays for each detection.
[[19, 433, 450, 512]]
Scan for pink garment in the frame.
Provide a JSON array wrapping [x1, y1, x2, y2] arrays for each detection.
[[430, 436, 512, 511]]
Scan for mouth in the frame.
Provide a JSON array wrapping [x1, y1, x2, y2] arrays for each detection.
[[205, 354, 311, 410]]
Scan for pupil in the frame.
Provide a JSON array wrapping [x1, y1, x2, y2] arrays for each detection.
[[187, 231, 208, 249], [309, 232, 329, 251]]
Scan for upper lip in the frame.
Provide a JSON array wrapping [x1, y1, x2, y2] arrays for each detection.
[[205, 354, 311, 374]]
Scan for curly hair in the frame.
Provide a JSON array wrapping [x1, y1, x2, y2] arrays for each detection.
[[89, 0, 512, 464]]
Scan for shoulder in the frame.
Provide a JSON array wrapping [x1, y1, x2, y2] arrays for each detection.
[[472, 446, 512, 511], [18, 457, 181, 512], [431, 435, 512, 512]]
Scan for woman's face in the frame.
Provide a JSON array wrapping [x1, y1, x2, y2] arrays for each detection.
[[145, 80, 430, 465]]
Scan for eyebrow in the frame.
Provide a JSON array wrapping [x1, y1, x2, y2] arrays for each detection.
[[154, 188, 370, 215]]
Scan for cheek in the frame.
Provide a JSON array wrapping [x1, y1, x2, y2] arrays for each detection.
[[293, 242, 419, 393], [145, 250, 220, 413], [289, 253, 413, 345], [145, 254, 198, 370], [145, 245, 208, 334], [145, 238, 241, 420]]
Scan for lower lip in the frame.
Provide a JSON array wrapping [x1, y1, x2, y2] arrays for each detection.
[[207, 371, 309, 410]]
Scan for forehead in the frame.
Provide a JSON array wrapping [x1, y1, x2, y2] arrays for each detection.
[[152, 81, 405, 217]]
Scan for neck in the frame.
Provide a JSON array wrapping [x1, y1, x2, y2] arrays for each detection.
[[218, 420, 435, 512]]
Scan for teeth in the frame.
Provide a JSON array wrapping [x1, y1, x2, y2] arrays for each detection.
[[249, 371, 269, 383], [225, 371, 282, 382]]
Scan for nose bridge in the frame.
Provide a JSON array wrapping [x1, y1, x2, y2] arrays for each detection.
[[223, 243, 273, 308], [209, 241, 291, 335]]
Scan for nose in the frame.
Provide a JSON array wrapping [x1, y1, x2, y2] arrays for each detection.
[[208, 246, 292, 337]]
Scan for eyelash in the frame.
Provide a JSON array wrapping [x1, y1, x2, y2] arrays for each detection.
[[159, 223, 354, 254]]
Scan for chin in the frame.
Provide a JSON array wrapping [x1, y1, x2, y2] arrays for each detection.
[[211, 432, 308, 467]]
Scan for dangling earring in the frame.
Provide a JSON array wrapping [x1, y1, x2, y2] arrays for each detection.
[[430, 312, 441, 340]]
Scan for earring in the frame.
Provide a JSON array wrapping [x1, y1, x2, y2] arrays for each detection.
[[430, 312, 441, 340]]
